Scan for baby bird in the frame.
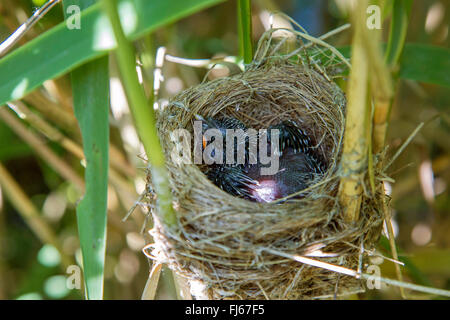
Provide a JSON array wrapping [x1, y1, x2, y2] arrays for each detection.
[[243, 121, 326, 202], [198, 115, 248, 163], [199, 116, 258, 198], [244, 147, 324, 202], [201, 117, 326, 203]]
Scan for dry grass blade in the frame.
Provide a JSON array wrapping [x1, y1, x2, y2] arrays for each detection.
[[265, 247, 450, 298], [0, 107, 85, 191], [0, 0, 61, 57], [141, 262, 162, 300], [0, 162, 72, 269]]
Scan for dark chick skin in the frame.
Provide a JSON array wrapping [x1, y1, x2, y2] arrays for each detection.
[[200, 116, 247, 138], [206, 165, 256, 199], [201, 116, 259, 198], [244, 147, 323, 202], [200, 116, 249, 163], [268, 121, 311, 154], [201, 117, 326, 202]]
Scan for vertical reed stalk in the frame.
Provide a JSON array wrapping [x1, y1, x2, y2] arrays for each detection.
[[237, 0, 253, 65], [339, 0, 370, 222], [100, 0, 176, 228], [373, 0, 412, 298], [373, 0, 412, 154]]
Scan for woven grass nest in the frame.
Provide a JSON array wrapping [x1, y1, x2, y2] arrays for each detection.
[[143, 31, 384, 300]]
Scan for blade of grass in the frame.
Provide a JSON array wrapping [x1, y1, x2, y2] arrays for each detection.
[[265, 247, 450, 298], [71, 61, 109, 300], [0, 0, 224, 107], [23, 91, 81, 138], [23, 90, 135, 178], [373, 0, 412, 154], [7, 100, 83, 158], [7, 100, 138, 217], [399, 43, 450, 88], [237, 0, 253, 65], [62, 0, 109, 300], [141, 262, 162, 300], [0, 107, 85, 191], [374, 1, 412, 298], [385, 0, 413, 67], [100, 0, 176, 227]]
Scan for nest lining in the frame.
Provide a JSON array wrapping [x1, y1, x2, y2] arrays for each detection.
[[143, 43, 384, 299]]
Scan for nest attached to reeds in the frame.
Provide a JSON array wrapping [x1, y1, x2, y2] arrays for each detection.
[[143, 28, 384, 299]]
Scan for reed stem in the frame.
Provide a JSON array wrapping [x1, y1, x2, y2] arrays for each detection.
[[100, 0, 176, 228], [237, 0, 253, 65], [338, 0, 370, 222]]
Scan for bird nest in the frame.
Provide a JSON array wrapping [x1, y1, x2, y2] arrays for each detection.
[[143, 29, 384, 299]]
